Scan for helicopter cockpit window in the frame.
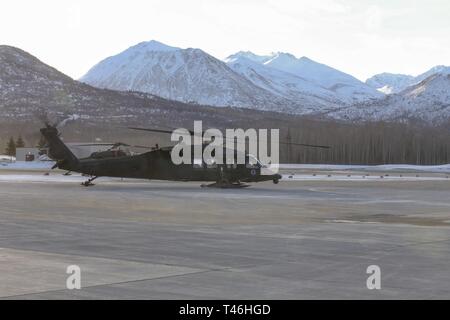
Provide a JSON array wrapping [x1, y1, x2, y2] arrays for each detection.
[[205, 157, 217, 168], [246, 154, 260, 168], [193, 158, 203, 169]]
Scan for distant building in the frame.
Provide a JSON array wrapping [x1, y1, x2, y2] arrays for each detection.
[[16, 148, 41, 162]]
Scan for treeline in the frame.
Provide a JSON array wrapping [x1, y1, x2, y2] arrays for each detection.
[[279, 120, 450, 165], [2, 118, 450, 165], [3, 136, 25, 156]]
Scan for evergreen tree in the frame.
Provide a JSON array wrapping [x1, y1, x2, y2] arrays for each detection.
[[16, 135, 25, 148], [5, 137, 16, 156]]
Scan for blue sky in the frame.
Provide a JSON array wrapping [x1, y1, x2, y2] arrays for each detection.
[[1, 0, 449, 80]]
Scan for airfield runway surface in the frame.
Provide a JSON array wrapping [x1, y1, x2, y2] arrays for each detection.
[[0, 170, 450, 299]]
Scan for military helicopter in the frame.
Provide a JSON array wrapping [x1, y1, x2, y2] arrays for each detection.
[[39, 119, 329, 188]]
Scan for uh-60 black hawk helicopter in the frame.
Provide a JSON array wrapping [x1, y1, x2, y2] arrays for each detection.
[[40, 122, 329, 188]]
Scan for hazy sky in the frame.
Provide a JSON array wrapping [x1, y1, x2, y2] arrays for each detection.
[[1, 0, 449, 81]]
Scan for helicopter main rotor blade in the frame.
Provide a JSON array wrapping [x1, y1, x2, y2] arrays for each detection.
[[278, 141, 330, 149], [73, 143, 118, 147], [74, 142, 154, 149], [128, 126, 203, 136], [128, 127, 179, 135], [128, 127, 330, 149]]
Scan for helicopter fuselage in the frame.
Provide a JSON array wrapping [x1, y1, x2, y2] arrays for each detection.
[[71, 148, 279, 183]]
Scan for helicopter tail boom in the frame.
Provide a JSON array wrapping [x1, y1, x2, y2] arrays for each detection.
[[40, 125, 79, 171]]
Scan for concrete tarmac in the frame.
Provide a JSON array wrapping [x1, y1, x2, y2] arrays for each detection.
[[0, 171, 450, 299]]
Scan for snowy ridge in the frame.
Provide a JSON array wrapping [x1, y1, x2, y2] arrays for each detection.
[[366, 73, 415, 94], [366, 66, 450, 94], [228, 51, 383, 104], [225, 54, 341, 112]]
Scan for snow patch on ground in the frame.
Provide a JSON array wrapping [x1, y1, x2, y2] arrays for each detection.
[[2, 161, 450, 173], [279, 163, 450, 173], [1, 162, 450, 184], [0, 161, 55, 170], [281, 174, 449, 182], [0, 174, 86, 183]]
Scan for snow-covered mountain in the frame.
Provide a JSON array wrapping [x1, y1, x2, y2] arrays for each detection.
[[226, 51, 383, 106], [224, 53, 341, 112], [0, 44, 177, 123], [0, 45, 298, 131], [81, 41, 385, 114], [76, 40, 450, 124], [328, 73, 450, 124], [80, 41, 299, 113], [414, 66, 450, 85], [366, 66, 450, 94], [259, 52, 384, 103]]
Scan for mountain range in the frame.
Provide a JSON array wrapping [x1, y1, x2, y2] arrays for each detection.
[[0, 45, 306, 144], [80, 40, 384, 114], [1, 40, 450, 127], [225, 51, 383, 104], [330, 72, 450, 123], [80, 41, 300, 113], [79, 40, 450, 124]]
